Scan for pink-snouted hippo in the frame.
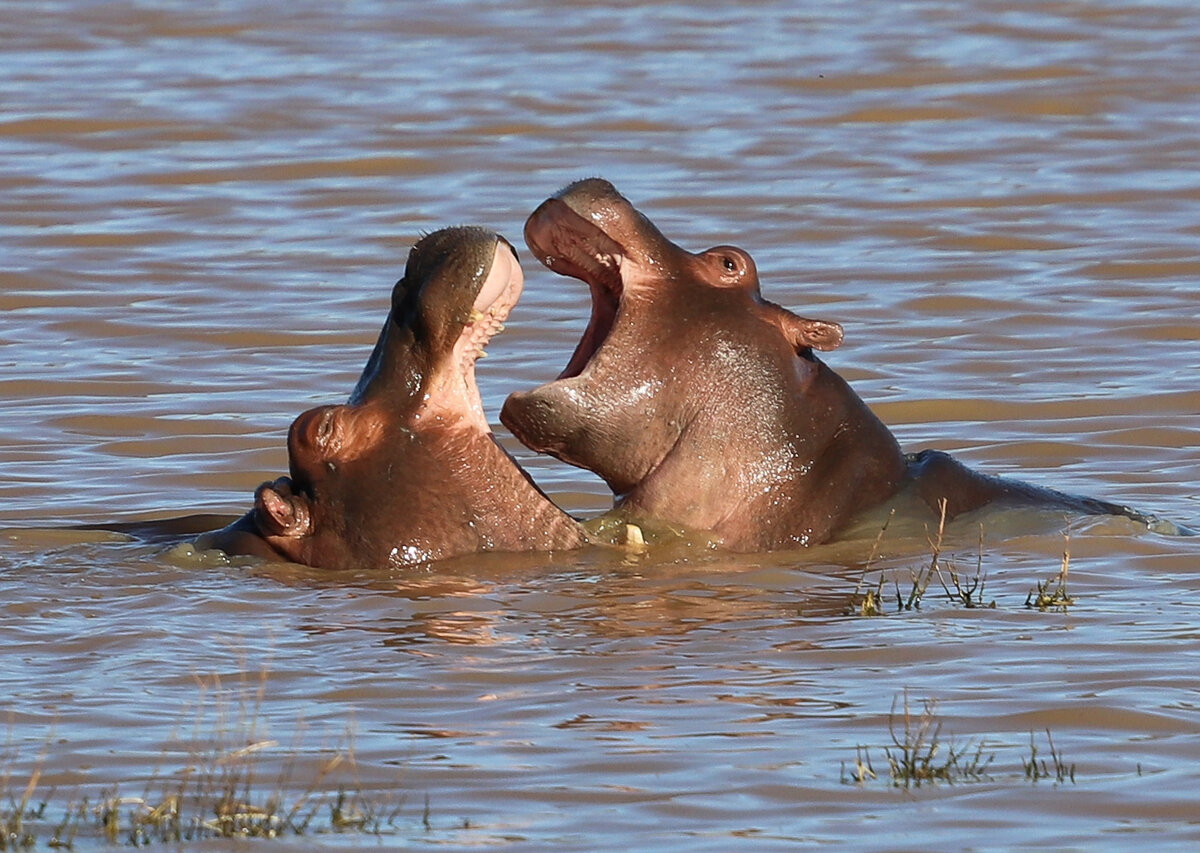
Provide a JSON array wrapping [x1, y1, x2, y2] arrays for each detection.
[[500, 179, 1151, 550], [199, 226, 586, 569]]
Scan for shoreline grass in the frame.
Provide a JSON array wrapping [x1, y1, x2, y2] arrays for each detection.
[[2, 672, 411, 850]]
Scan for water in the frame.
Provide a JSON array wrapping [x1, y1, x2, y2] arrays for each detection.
[[2, 0, 1199, 849]]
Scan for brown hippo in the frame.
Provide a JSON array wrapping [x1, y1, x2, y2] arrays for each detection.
[[501, 178, 1149, 550], [199, 226, 587, 569]]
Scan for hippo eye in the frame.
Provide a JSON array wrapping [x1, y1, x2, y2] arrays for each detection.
[[707, 246, 754, 286]]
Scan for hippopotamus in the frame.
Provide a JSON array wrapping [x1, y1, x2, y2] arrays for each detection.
[[199, 226, 586, 569], [500, 178, 1147, 550]]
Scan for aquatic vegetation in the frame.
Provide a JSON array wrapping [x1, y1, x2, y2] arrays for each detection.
[[938, 523, 995, 609], [893, 499, 952, 612], [0, 673, 412, 849], [845, 693, 1076, 790], [842, 691, 994, 789], [848, 509, 893, 617], [0, 770, 42, 851], [1023, 728, 1076, 785], [844, 504, 1101, 617], [1026, 532, 1075, 612]]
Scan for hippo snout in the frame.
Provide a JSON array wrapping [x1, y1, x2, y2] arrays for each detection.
[[500, 390, 565, 456]]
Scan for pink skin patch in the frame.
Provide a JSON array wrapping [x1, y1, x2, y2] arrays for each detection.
[[474, 242, 524, 314], [423, 242, 524, 429]]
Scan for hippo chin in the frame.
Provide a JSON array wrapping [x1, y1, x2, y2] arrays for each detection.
[[501, 178, 1148, 550], [201, 226, 586, 569]]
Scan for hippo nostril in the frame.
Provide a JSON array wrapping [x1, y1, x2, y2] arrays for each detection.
[[316, 409, 337, 448]]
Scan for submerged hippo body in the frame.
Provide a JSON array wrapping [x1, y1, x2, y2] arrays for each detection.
[[202, 227, 586, 569], [501, 179, 1144, 550]]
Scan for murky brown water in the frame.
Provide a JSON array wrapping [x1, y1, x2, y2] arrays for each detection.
[[2, 0, 1199, 849]]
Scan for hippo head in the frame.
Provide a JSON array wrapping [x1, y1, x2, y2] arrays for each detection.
[[252, 226, 533, 568], [500, 179, 897, 549], [519, 178, 844, 382]]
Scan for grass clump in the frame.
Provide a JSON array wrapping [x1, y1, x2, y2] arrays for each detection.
[[877, 691, 993, 788], [842, 691, 994, 788], [845, 501, 1106, 617], [847, 509, 893, 617], [1026, 531, 1075, 611], [844, 692, 1079, 790], [937, 522, 994, 610], [892, 500, 949, 612], [1022, 728, 1076, 785], [1, 721, 49, 852], [847, 500, 995, 616]]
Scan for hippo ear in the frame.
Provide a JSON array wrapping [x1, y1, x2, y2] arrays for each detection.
[[788, 316, 843, 352], [761, 301, 844, 353], [254, 477, 313, 539]]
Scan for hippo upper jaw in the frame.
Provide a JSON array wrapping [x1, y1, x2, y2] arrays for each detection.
[[420, 239, 524, 429], [524, 196, 628, 381], [525, 197, 625, 293]]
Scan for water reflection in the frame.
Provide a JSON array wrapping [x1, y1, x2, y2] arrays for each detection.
[[4, 0, 1200, 847]]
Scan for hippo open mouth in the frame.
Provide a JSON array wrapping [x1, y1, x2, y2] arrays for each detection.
[[290, 232, 525, 475], [524, 197, 625, 380], [430, 237, 525, 429], [458, 239, 523, 370]]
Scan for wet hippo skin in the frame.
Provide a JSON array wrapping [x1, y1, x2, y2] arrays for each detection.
[[199, 226, 586, 569], [501, 178, 1148, 550]]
